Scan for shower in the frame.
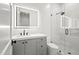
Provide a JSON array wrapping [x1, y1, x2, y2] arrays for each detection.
[[56, 11, 65, 15]]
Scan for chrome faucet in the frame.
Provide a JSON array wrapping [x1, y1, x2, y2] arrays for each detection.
[[22, 30, 29, 35], [20, 30, 29, 36], [23, 30, 25, 35]]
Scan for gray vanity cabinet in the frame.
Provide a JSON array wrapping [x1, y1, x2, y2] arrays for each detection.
[[36, 38, 47, 55], [24, 38, 47, 55], [24, 39, 36, 55], [12, 40, 25, 55], [12, 37, 47, 55]]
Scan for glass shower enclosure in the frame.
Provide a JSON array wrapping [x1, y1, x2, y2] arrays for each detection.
[[51, 3, 79, 55]]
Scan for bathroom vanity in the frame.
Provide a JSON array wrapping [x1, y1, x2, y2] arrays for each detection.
[[11, 4, 47, 55], [12, 34, 47, 55]]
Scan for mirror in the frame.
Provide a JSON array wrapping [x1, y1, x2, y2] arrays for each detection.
[[16, 7, 30, 27], [12, 4, 39, 29]]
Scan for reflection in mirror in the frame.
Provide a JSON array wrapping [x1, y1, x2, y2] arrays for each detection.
[[16, 7, 30, 27], [20, 12, 30, 26], [17, 12, 30, 26]]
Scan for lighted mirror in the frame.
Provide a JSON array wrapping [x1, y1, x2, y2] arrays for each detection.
[[12, 4, 39, 29]]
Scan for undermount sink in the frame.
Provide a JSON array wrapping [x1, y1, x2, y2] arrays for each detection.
[[12, 34, 47, 40]]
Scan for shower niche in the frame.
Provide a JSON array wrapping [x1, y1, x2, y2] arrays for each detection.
[[12, 4, 39, 29]]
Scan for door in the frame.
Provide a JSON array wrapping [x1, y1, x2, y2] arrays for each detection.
[[24, 39, 36, 55], [12, 40, 25, 55]]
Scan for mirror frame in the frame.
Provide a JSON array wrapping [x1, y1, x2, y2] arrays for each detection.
[[12, 4, 40, 29]]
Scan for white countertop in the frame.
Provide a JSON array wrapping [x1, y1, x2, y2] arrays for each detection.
[[12, 34, 47, 40]]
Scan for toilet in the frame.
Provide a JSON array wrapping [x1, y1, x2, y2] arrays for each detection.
[[47, 42, 64, 55]]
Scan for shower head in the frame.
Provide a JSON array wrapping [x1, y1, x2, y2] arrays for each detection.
[[56, 11, 65, 15], [61, 12, 65, 15]]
